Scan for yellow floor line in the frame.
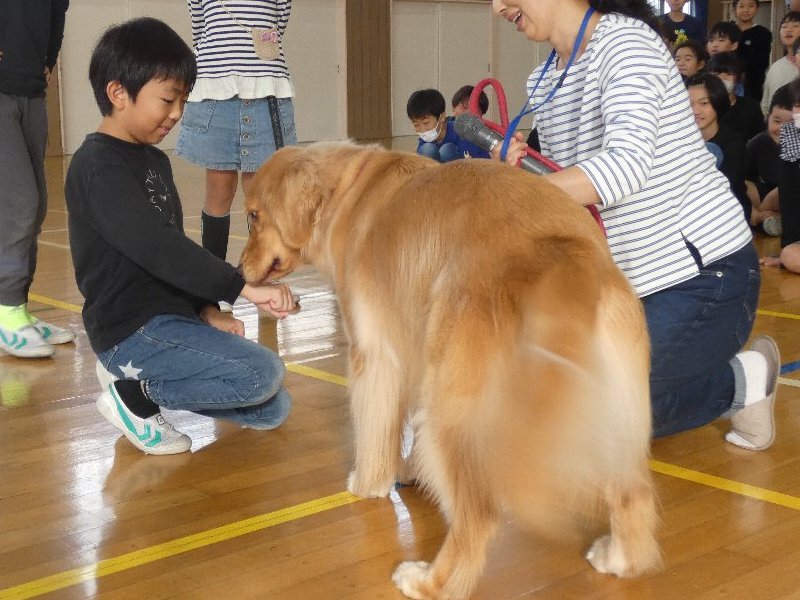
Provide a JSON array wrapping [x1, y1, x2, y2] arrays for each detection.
[[649, 460, 800, 510], [27, 293, 82, 314], [0, 492, 362, 600], [756, 309, 800, 321], [287, 362, 348, 386]]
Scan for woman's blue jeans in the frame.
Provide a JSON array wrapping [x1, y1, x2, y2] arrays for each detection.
[[97, 314, 291, 429], [646, 243, 760, 437]]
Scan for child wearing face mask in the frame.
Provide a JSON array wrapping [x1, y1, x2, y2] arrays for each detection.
[[707, 52, 765, 143], [407, 88, 490, 163]]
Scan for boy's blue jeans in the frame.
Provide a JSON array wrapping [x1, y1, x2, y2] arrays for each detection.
[[418, 141, 461, 163], [646, 243, 760, 438], [97, 314, 291, 429]]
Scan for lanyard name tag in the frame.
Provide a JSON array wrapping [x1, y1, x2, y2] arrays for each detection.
[[252, 28, 280, 61]]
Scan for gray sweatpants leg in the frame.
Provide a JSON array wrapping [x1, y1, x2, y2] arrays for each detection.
[[0, 93, 49, 306]]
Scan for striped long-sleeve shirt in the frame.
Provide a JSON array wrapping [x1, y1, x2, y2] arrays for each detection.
[[187, 0, 293, 100], [528, 13, 752, 297]]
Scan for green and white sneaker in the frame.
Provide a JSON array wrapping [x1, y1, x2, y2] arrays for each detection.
[[0, 324, 54, 358], [30, 318, 76, 345], [96, 384, 192, 455]]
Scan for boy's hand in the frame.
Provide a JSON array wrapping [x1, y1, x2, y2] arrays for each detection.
[[199, 304, 245, 336], [759, 255, 782, 268], [241, 283, 297, 319]]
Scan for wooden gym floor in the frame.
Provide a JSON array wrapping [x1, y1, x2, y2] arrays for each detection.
[[0, 147, 799, 600]]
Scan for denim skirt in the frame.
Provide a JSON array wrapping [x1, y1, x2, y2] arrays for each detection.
[[175, 96, 297, 172]]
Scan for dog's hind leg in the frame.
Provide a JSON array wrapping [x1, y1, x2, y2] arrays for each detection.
[[393, 445, 499, 600], [346, 344, 405, 498], [586, 467, 661, 577]]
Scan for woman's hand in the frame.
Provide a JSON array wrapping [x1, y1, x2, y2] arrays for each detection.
[[241, 282, 297, 319], [490, 131, 529, 167], [199, 304, 245, 336]]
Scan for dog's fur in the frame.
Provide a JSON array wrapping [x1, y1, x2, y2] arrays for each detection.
[[240, 142, 661, 599]]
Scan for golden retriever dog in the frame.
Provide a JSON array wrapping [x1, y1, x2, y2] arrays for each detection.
[[239, 142, 661, 599]]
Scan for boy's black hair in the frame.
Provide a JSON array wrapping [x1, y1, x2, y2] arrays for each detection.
[[451, 85, 489, 115], [769, 83, 794, 113], [90, 17, 197, 116], [780, 10, 800, 25], [789, 77, 800, 107], [706, 51, 743, 80], [407, 89, 446, 120], [732, 0, 759, 7], [708, 21, 742, 44], [673, 39, 710, 64], [686, 72, 732, 119]]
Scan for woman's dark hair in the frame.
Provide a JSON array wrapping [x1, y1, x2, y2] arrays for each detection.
[[451, 85, 489, 115], [673, 39, 709, 65], [686, 72, 732, 119], [706, 51, 744, 81], [589, 0, 656, 24], [407, 88, 446, 120], [90, 17, 197, 116]]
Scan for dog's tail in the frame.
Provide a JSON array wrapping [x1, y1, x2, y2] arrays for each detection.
[[472, 248, 655, 545]]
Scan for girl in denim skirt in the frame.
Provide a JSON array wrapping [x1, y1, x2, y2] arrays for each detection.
[[176, 0, 297, 264]]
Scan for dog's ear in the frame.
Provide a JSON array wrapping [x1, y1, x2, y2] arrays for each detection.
[[271, 149, 326, 250]]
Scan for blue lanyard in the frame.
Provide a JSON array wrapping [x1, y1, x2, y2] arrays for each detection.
[[500, 6, 596, 161]]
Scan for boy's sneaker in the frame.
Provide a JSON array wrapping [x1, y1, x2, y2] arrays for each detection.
[[30, 318, 76, 345], [96, 384, 192, 455], [0, 324, 54, 358], [96, 359, 118, 389]]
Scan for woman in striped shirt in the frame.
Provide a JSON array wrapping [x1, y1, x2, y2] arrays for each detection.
[[176, 0, 296, 265], [493, 0, 780, 450]]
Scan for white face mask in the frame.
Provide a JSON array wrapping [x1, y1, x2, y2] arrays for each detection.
[[722, 80, 736, 94], [418, 120, 441, 143], [794, 113, 800, 129]]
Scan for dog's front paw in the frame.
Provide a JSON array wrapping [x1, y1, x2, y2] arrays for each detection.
[[346, 470, 394, 498], [392, 560, 432, 599], [586, 534, 629, 577]]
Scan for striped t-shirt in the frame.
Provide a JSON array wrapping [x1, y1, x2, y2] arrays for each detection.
[[527, 13, 752, 297], [188, 0, 292, 82]]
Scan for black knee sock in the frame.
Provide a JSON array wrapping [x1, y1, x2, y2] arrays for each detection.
[[113, 380, 160, 419], [201, 211, 231, 261]]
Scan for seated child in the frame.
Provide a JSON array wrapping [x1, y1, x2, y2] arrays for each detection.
[[407, 88, 490, 163], [761, 13, 800, 115], [746, 85, 794, 234], [733, 0, 772, 102], [707, 22, 745, 96], [707, 21, 742, 56], [451, 85, 489, 117], [762, 78, 800, 271], [687, 73, 751, 222], [660, 0, 705, 45], [673, 39, 709, 80], [65, 18, 297, 455], [707, 52, 765, 142]]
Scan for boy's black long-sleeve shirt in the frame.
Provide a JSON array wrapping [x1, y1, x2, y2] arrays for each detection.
[[65, 133, 245, 353], [0, 0, 69, 97]]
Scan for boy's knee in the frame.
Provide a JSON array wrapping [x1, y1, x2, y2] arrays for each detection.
[[246, 345, 286, 402]]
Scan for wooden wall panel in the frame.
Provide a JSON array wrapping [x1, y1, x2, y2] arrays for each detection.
[[346, 0, 392, 140]]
